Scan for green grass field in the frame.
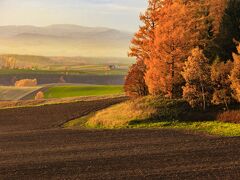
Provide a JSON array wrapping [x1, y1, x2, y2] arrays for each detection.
[[127, 121, 240, 137], [44, 85, 123, 99], [64, 96, 240, 137], [65, 115, 240, 137]]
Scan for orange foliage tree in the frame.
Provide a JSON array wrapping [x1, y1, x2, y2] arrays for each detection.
[[230, 44, 240, 102], [15, 79, 37, 87], [2, 56, 17, 69], [124, 60, 148, 97], [209, 0, 227, 34], [128, 0, 162, 61], [182, 48, 211, 110], [211, 59, 233, 109], [145, 0, 212, 98], [126, 0, 163, 97], [35, 91, 44, 100]]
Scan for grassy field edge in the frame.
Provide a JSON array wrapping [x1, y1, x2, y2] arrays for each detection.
[[64, 114, 240, 137], [64, 96, 240, 137]]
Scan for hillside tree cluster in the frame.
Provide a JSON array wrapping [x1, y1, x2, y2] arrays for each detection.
[[125, 0, 240, 110]]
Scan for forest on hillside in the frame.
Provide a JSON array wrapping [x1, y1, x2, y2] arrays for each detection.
[[125, 0, 240, 111]]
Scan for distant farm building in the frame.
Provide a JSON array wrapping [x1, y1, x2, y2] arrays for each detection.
[[107, 65, 119, 70]]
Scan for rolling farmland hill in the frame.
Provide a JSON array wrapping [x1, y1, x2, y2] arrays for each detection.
[[0, 54, 134, 69]]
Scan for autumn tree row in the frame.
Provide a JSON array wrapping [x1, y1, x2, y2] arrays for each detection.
[[181, 46, 240, 110], [1, 56, 17, 69], [125, 0, 240, 110]]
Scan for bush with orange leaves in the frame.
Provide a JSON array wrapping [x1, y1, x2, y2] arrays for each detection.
[[35, 91, 44, 100], [15, 79, 37, 87], [124, 60, 148, 98], [217, 110, 240, 124]]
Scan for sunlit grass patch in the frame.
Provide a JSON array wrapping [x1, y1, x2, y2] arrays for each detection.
[[65, 96, 240, 137], [86, 96, 190, 128], [128, 121, 240, 137], [66, 114, 240, 136]]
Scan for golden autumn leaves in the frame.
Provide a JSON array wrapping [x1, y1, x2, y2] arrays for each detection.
[[125, 0, 240, 110], [231, 46, 240, 102], [182, 48, 211, 111]]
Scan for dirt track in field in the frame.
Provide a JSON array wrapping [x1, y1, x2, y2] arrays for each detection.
[[0, 97, 240, 179]]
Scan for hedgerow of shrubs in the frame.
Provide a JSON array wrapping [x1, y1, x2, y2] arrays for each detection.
[[217, 110, 240, 124], [15, 79, 37, 87]]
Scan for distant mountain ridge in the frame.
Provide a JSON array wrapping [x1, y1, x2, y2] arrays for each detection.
[[0, 24, 129, 38], [0, 24, 133, 57]]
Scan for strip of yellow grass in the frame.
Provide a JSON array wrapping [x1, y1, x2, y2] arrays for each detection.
[[87, 97, 156, 128]]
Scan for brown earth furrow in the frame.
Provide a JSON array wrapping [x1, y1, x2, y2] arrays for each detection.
[[0, 129, 239, 179], [0, 97, 239, 179], [0, 97, 127, 133]]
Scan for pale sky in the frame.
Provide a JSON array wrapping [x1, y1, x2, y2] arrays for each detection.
[[0, 0, 147, 32]]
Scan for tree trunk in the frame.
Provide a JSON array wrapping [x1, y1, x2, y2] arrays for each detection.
[[200, 82, 206, 111], [170, 62, 175, 99], [224, 98, 229, 110]]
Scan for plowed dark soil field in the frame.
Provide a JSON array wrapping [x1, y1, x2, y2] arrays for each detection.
[[0, 97, 127, 133], [0, 97, 240, 179]]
